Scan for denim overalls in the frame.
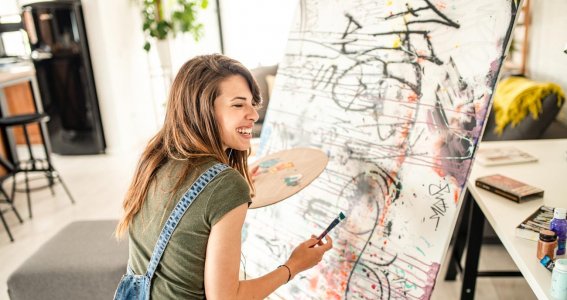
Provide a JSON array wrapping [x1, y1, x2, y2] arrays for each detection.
[[114, 163, 229, 300]]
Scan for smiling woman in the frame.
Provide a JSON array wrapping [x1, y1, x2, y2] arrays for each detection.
[[113, 54, 333, 299], [214, 75, 259, 151]]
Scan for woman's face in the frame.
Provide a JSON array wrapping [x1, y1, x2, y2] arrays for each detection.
[[214, 75, 259, 151]]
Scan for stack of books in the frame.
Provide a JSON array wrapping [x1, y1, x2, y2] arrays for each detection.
[[515, 205, 555, 241]]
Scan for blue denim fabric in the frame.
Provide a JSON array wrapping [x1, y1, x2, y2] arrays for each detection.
[[114, 163, 229, 300]]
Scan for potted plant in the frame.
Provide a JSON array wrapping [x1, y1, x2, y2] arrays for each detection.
[[139, 0, 208, 51]]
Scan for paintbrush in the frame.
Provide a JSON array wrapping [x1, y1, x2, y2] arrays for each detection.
[[316, 212, 346, 241]]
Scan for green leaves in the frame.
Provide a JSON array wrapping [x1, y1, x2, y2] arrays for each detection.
[[139, 0, 208, 51]]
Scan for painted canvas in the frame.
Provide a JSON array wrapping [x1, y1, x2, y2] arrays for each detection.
[[243, 0, 520, 299]]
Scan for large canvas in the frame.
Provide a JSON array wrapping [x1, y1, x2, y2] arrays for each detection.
[[243, 1, 520, 299]]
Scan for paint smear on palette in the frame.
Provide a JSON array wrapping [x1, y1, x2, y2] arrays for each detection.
[[258, 161, 296, 174], [270, 162, 295, 173], [259, 158, 280, 168], [284, 174, 303, 186]]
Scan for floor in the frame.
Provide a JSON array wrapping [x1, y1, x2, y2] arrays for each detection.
[[0, 152, 537, 299]]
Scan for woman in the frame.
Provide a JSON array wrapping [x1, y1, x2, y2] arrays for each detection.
[[115, 54, 332, 299]]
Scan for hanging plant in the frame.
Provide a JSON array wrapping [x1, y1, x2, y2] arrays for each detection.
[[139, 0, 208, 51]]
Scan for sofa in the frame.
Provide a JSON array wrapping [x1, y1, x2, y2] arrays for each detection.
[[250, 65, 278, 137]]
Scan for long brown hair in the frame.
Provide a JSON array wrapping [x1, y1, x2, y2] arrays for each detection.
[[115, 54, 262, 238]]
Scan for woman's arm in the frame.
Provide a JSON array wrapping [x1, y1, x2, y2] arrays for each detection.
[[204, 203, 332, 300]]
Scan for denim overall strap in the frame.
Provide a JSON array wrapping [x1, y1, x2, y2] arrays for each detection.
[[145, 163, 229, 279]]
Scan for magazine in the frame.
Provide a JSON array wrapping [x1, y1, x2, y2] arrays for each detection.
[[475, 147, 538, 166], [515, 205, 554, 241]]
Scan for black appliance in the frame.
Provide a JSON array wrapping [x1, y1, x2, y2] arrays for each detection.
[[21, 0, 105, 155]]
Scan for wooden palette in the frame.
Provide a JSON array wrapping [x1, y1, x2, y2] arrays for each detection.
[[249, 148, 328, 209]]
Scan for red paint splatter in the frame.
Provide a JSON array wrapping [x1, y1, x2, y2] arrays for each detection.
[[435, 1, 447, 9], [309, 276, 318, 290], [407, 92, 418, 102]]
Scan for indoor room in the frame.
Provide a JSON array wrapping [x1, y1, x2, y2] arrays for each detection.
[[0, 0, 566, 299]]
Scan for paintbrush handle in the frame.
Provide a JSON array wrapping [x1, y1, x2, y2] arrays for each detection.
[[317, 218, 340, 240]]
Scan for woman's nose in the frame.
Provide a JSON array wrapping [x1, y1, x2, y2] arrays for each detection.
[[248, 105, 259, 122]]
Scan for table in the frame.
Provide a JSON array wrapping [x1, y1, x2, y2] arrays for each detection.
[[0, 62, 48, 164], [458, 139, 567, 299]]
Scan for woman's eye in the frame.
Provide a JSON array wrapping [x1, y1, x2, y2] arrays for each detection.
[[233, 104, 244, 108]]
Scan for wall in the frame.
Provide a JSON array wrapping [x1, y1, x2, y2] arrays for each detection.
[[528, 0, 567, 124], [81, 0, 155, 154], [0, 0, 18, 15], [220, 0, 296, 68]]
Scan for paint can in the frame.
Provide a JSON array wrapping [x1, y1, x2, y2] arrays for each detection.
[[551, 258, 567, 300]]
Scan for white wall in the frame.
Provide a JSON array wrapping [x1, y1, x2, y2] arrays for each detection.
[[528, 0, 567, 124], [0, 0, 19, 16], [80, 0, 157, 154], [220, 0, 296, 68]]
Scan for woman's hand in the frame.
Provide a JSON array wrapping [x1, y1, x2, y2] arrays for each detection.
[[284, 236, 333, 279], [249, 165, 260, 182]]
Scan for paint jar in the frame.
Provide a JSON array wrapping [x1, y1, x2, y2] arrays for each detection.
[[537, 229, 557, 261], [551, 259, 567, 300], [550, 207, 567, 256]]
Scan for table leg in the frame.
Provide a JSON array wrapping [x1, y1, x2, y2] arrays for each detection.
[[461, 199, 485, 300]]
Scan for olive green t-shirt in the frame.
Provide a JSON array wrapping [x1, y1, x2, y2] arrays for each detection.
[[128, 158, 250, 299]]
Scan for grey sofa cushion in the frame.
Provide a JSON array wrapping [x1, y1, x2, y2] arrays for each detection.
[[541, 119, 567, 139], [7, 220, 128, 300], [482, 92, 564, 141]]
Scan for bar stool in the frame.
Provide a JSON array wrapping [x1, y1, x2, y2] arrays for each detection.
[[0, 113, 75, 219], [0, 156, 23, 242]]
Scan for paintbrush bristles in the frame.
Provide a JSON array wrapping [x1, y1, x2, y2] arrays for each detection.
[[339, 212, 346, 220]]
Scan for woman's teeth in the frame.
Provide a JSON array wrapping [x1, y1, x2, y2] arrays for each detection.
[[237, 128, 252, 135]]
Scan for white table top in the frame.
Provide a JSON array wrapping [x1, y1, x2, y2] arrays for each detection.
[[468, 139, 567, 300]]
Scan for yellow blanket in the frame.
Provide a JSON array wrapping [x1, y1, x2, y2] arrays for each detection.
[[492, 76, 565, 135]]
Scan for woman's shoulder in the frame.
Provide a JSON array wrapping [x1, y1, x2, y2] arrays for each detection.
[[200, 163, 251, 226], [209, 164, 249, 193]]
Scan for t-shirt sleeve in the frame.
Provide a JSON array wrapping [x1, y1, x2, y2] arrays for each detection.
[[205, 168, 251, 226]]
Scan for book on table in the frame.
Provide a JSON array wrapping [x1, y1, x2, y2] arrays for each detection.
[[515, 205, 554, 241], [475, 147, 538, 166], [475, 174, 544, 203]]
